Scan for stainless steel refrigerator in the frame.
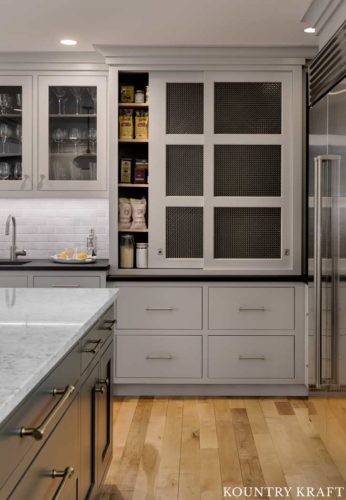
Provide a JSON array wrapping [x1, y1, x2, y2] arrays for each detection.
[[309, 73, 346, 390]]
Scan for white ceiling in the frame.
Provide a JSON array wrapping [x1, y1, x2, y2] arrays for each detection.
[[0, 0, 317, 52]]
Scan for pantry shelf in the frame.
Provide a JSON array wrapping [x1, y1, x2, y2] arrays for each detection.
[[118, 103, 148, 108], [118, 229, 149, 233], [49, 114, 97, 118], [119, 183, 149, 188], [118, 138, 149, 143]]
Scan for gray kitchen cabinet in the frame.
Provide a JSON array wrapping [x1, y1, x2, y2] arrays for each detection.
[[0, 269, 108, 288], [0, 305, 115, 499], [0, 275, 28, 287]]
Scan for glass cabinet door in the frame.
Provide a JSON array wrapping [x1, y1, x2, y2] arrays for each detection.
[[0, 76, 32, 191], [38, 76, 107, 191]]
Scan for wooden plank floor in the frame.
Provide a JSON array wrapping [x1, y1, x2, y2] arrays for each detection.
[[99, 397, 346, 500]]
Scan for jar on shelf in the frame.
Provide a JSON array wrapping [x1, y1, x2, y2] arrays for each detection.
[[119, 234, 135, 268], [119, 109, 133, 139], [135, 90, 145, 103], [135, 110, 148, 140], [134, 159, 148, 184], [120, 85, 134, 103], [136, 242, 148, 268], [120, 158, 132, 183]]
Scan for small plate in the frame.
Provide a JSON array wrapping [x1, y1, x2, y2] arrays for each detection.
[[51, 255, 97, 264]]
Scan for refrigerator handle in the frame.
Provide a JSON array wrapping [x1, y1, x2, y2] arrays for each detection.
[[313, 156, 322, 389]]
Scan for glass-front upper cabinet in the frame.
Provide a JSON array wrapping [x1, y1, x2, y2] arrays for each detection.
[[38, 75, 107, 191], [0, 76, 32, 191]]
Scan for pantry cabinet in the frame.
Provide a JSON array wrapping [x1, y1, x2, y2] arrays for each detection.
[[0, 75, 33, 191], [38, 75, 107, 191]]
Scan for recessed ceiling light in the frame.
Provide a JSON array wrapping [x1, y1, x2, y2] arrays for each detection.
[[60, 39, 78, 46], [304, 27, 316, 34]]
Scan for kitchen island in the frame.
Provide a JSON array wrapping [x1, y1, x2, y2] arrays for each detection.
[[0, 287, 118, 499]]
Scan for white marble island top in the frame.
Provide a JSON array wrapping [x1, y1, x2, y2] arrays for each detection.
[[0, 288, 118, 426]]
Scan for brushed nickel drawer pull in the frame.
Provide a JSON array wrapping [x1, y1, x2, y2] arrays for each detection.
[[145, 307, 174, 311], [146, 354, 173, 360], [238, 306, 267, 312], [99, 319, 117, 331], [51, 466, 75, 500], [51, 285, 81, 288], [20, 385, 75, 441], [238, 355, 266, 360], [82, 338, 102, 354]]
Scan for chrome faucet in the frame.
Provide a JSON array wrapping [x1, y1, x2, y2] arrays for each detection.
[[5, 215, 26, 261]]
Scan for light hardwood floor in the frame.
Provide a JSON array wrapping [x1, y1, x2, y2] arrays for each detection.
[[100, 397, 346, 500]]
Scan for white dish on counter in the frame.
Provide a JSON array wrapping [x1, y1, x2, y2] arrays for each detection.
[[51, 255, 97, 264]]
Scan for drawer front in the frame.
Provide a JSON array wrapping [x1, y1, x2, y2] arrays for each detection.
[[116, 335, 202, 378], [0, 275, 28, 288], [117, 286, 202, 330], [81, 306, 115, 374], [9, 395, 79, 500], [0, 346, 80, 490], [33, 275, 100, 288], [208, 335, 294, 379], [209, 287, 294, 330]]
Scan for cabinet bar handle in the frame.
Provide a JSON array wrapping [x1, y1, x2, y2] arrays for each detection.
[[238, 355, 266, 360], [51, 466, 75, 500], [238, 306, 266, 312], [145, 307, 174, 311], [99, 319, 117, 331], [20, 385, 75, 441], [99, 377, 110, 386], [82, 338, 102, 354], [95, 385, 105, 394], [146, 354, 173, 360], [51, 285, 80, 288]]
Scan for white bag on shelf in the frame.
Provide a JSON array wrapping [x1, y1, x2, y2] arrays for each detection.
[[130, 198, 147, 230]]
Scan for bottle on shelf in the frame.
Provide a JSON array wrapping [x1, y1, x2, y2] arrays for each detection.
[[86, 228, 97, 256]]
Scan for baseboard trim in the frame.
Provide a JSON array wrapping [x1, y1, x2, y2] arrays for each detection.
[[112, 384, 308, 397]]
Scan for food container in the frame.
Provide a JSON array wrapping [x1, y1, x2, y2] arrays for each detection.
[[120, 234, 135, 268], [145, 86, 149, 102], [136, 242, 148, 268], [135, 90, 145, 103], [119, 109, 133, 139], [135, 110, 148, 140], [120, 158, 132, 183], [134, 159, 148, 184], [120, 85, 135, 103]]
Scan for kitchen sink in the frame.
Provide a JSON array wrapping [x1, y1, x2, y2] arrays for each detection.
[[0, 260, 32, 266]]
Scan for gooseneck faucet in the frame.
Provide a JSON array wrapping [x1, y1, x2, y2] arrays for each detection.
[[5, 215, 26, 261]]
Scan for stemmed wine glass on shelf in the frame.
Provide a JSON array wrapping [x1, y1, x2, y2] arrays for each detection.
[[0, 162, 10, 180], [52, 128, 66, 153], [89, 128, 97, 153], [69, 128, 80, 154], [53, 87, 66, 115], [71, 87, 83, 115], [88, 87, 97, 114], [13, 162, 22, 180], [0, 123, 10, 153]]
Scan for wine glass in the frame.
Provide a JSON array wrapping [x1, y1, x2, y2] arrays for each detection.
[[0, 124, 10, 153], [52, 159, 70, 180], [71, 87, 83, 115], [52, 128, 65, 153], [13, 161, 22, 180], [0, 162, 10, 180], [88, 128, 97, 153], [88, 87, 97, 114], [0, 94, 10, 115], [15, 124, 22, 152], [15, 93, 22, 112], [69, 128, 80, 154], [53, 87, 66, 115]]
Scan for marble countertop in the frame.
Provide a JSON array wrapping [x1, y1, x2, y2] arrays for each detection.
[[0, 287, 118, 426]]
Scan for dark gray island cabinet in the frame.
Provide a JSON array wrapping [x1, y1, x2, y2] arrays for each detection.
[[0, 288, 117, 500]]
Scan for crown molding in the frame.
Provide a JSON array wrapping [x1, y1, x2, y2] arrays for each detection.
[[94, 45, 317, 67]]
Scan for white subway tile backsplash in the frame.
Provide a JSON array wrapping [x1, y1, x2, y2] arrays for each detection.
[[0, 199, 109, 259]]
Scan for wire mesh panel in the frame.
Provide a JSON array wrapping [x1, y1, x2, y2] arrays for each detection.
[[166, 145, 203, 196], [166, 83, 204, 134], [214, 144, 281, 196], [214, 207, 281, 259], [214, 82, 282, 134], [166, 207, 203, 258]]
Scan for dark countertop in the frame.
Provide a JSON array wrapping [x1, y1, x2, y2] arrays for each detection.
[[107, 274, 308, 282], [0, 259, 110, 271]]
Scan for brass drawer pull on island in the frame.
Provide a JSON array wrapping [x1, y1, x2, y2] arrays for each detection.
[[238, 306, 267, 312], [20, 385, 75, 441], [51, 466, 75, 500], [99, 319, 117, 331], [145, 307, 175, 311], [238, 355, 266, 360], [82, 338, 102, 354], [146, 354, 173, 360]]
